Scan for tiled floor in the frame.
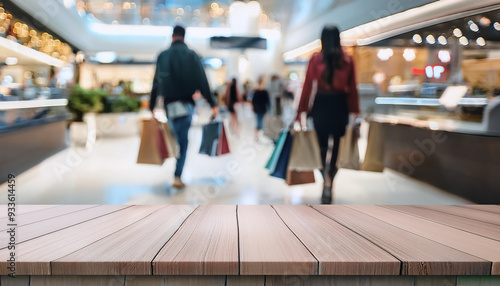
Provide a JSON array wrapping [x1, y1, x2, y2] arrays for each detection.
[[0, 104, 471, 205]]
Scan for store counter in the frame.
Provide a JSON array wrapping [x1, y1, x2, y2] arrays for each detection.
[[0, 99, 71, 183], [363, 114, 500, 203]]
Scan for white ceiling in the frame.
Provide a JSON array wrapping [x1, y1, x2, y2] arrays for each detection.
[[9, 0, 441, 59]]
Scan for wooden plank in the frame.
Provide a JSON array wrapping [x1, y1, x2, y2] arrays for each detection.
[[153, 205, 238, 275], [414, 276, 456, 286], [52, 205, 196, 275], [125, 276, 165, 286], [0, 205, 59, 220], [265, 276, 415, 285], [456, 276, 500, 286], [272, 205, 400, 275], [0, 205, 130, 248], [0, 275, 30, 286], [226, 276, 265, 286], [349, 205, 500, 274], [0, 205, 165, 275], [238, 205, 317, 275], [456, 205, 500, 215], [30, 276, 125, 286], [164, 276, 226, 286], [419, 205, 500, 226], [312, 205, 490, 275], [384, 205, 500, 241], [0, 205, 98, 231]]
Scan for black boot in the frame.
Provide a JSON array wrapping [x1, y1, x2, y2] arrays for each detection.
[[321, 185, 332, 204]]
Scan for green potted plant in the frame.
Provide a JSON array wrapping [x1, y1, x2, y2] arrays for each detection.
[[95, 93, 142, 137], [67, 85, 103, 146]]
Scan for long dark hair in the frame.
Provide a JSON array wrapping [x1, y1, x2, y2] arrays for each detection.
[[321, 25, 343, 86]]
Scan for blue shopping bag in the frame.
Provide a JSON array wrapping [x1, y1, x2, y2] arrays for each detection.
[[265, 130, 288, 173], [270, 131, 293, 180]]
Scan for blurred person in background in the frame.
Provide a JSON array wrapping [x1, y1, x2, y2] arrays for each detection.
[[296, 25, 360, 204], [251, 76, 271, 142], [150, 25, 217, 188], [225, 77, 243, 136], [268, 74, 285, 116]]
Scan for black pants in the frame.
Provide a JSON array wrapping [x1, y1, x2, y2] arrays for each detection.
[[311, 91, 348, 185]]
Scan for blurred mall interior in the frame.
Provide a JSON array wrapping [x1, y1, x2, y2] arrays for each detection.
[[0, 0, 499, 205]]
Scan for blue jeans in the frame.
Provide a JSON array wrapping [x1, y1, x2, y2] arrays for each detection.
[[255, 113, 265, 130], [167, 104, 194, 178]]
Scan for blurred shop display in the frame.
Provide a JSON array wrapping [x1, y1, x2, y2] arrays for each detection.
[[79, 0, 280, 29], [67, 84, 141, 145], [0, 6, 72, 62]]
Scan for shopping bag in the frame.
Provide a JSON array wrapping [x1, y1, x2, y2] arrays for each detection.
[[264, 115, 284, 142], [200, 121, 220, 156], [270, 131, 293, 179], [265, 130, 288, 172], [287, 129, 323, 171], [159, 122, 178, 158], [286, 170, 316, 185], [200, 121, 230, 156], [217, 124, 230, 155], [137, 119, 169, 165], [337, 124, 361, 170]]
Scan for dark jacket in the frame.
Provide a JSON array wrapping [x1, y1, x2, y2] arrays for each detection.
[[150, 41, 215, 110], [252, 89, 270, 115]]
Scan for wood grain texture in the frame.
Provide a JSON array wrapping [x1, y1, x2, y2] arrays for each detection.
[[265, 276, 415, 286], [52, 205, 196, 275], [349, 205, 500, 274], [226, 276, 265, 286], [384, 205, 500, 241], [153, 205, 238, 275], [0, 205, 129, 248], [30, 275, 125, 286], [456, 205, 500, 215], [0, 205, 98, 231], [419, 205, 500, 226], [238, 205, 317, 275], [312, 205, 489, 275], [272, 205, 400, 275], [0, 275, 30, 286], [414, 276, 456, 286], [0, 205, 58, 218], [0, 205, 164, 275], [164, 276, 226, 286]]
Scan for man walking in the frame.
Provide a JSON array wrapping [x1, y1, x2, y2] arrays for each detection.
[[150, 25, 217, 188]]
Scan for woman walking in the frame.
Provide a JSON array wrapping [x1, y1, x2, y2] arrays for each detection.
[[226, 78, 242, 135], [251, 76, 271, 142], [296, 25, 360, 204]]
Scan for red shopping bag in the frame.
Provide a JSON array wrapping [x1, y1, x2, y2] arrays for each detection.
[[217, 124, 230, 155]]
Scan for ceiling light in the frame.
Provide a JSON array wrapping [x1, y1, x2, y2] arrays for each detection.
[[479, 17, 491, 26], [476, 37, 486, 47], [438, 35, 447, 45], [453, 28, 462, 37], [438, 50, 451, 63], [5, 57, 18, 65], [377, 48, 394, 61], [459, 36, 469, 46], [494, 22, 500, 31], [177, 8, 184, 15], [95, 51, 116, 64], [413, 34, 422, 44], [372, 72, 386, 84], [426, 35, 435, 44], [469, 21, 479, 32], [403, 49, 416, 62]]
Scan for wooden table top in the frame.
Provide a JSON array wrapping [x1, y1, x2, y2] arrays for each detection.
[[1, 204, 500, 276]]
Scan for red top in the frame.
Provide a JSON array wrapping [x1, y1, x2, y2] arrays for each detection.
[[297, 52, 360, 116]]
